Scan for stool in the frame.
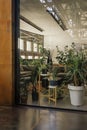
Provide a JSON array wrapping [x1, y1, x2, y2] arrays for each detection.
[[49, 85, 57, 105]]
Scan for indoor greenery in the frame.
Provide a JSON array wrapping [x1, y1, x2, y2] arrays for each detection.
[[40, 47, 53, 72], [56, 42, 87, 86]]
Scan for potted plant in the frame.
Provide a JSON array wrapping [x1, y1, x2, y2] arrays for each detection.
[[41, 64, 48, 74], [40, 47, 53, 73], [30, 59, 41, 102], [31, 66, 39, 102], [56, 43, 87, 106], [20, 80, 28, 104], [49, 67, 59, 86]]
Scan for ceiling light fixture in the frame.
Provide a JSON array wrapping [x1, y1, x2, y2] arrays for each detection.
[[40, 0, 52, 3], [46, 6, 67, 31], [40, 0, 46, 4]]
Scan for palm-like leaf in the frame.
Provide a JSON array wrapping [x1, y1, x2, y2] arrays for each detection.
[[56, 43, 87, 86]]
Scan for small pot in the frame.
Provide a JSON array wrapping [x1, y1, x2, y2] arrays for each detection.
[[49, 80, 58, 86]]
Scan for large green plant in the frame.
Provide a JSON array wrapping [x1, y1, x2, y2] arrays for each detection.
[[30, 59, 42, 86], [56, 43, 87, 86], [40, 47, 53, 72], [30, 58, 48, 86]]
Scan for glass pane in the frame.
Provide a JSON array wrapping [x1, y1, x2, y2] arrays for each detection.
[[26, 41, 31, 51], [33, 43, 37, 52], [18, 0, 87, 112], [28, 56, 33, 59], [21, 55, 25, 59], [34, 56, 38, 59], [19, 38, 24, 50]]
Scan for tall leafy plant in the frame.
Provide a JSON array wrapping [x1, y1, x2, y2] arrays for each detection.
[[56, 43, 87, 86], [30, 59, 43, 87], [40, 47, 53, 72]]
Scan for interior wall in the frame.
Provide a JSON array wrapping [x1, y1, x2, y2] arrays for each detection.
[[20, 11, 84, 64], [0, 0, 13, 105], [20, 20, 42, 35], [20, 20, 75, 63], [44, 32, 74, 63]]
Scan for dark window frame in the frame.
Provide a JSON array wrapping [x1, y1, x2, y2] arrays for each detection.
[[12, 0, 20, 104]]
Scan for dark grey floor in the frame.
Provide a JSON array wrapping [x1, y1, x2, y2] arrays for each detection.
[[0, 106, 87, 130], [26, 92, 87, 111]]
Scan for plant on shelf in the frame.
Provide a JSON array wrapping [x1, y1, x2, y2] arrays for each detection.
[[31, 65, 39, 102], [49, 67, 59, 86], [30, 58, 47, 101], [30, 59, 41, 101], [39, 47, 53, 73], [56, 42, 87, 106]]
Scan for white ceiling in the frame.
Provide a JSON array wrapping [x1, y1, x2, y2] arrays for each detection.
[[20, 0, 87, 44]]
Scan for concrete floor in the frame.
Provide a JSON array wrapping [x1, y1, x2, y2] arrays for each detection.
[[0, 106, 87, 130], [20, 81, 87, 111], [25, 92, 87, 111]]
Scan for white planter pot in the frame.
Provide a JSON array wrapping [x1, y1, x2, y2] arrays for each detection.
[[68, 85, 84, 106]]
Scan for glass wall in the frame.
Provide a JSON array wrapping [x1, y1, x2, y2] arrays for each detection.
[[18, 0, 87, 111]]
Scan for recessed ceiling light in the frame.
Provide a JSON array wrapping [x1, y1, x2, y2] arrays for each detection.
[[46, 7, 53, 12], [40, 0, 46, 4]]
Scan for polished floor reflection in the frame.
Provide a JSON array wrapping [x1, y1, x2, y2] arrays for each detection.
[[0, 106, 87, 130], [24, 91, 87, 111], [20, 78, 87, 111]]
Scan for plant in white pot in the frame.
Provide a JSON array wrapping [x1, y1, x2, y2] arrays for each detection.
[[56, 43, 87, 106]]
